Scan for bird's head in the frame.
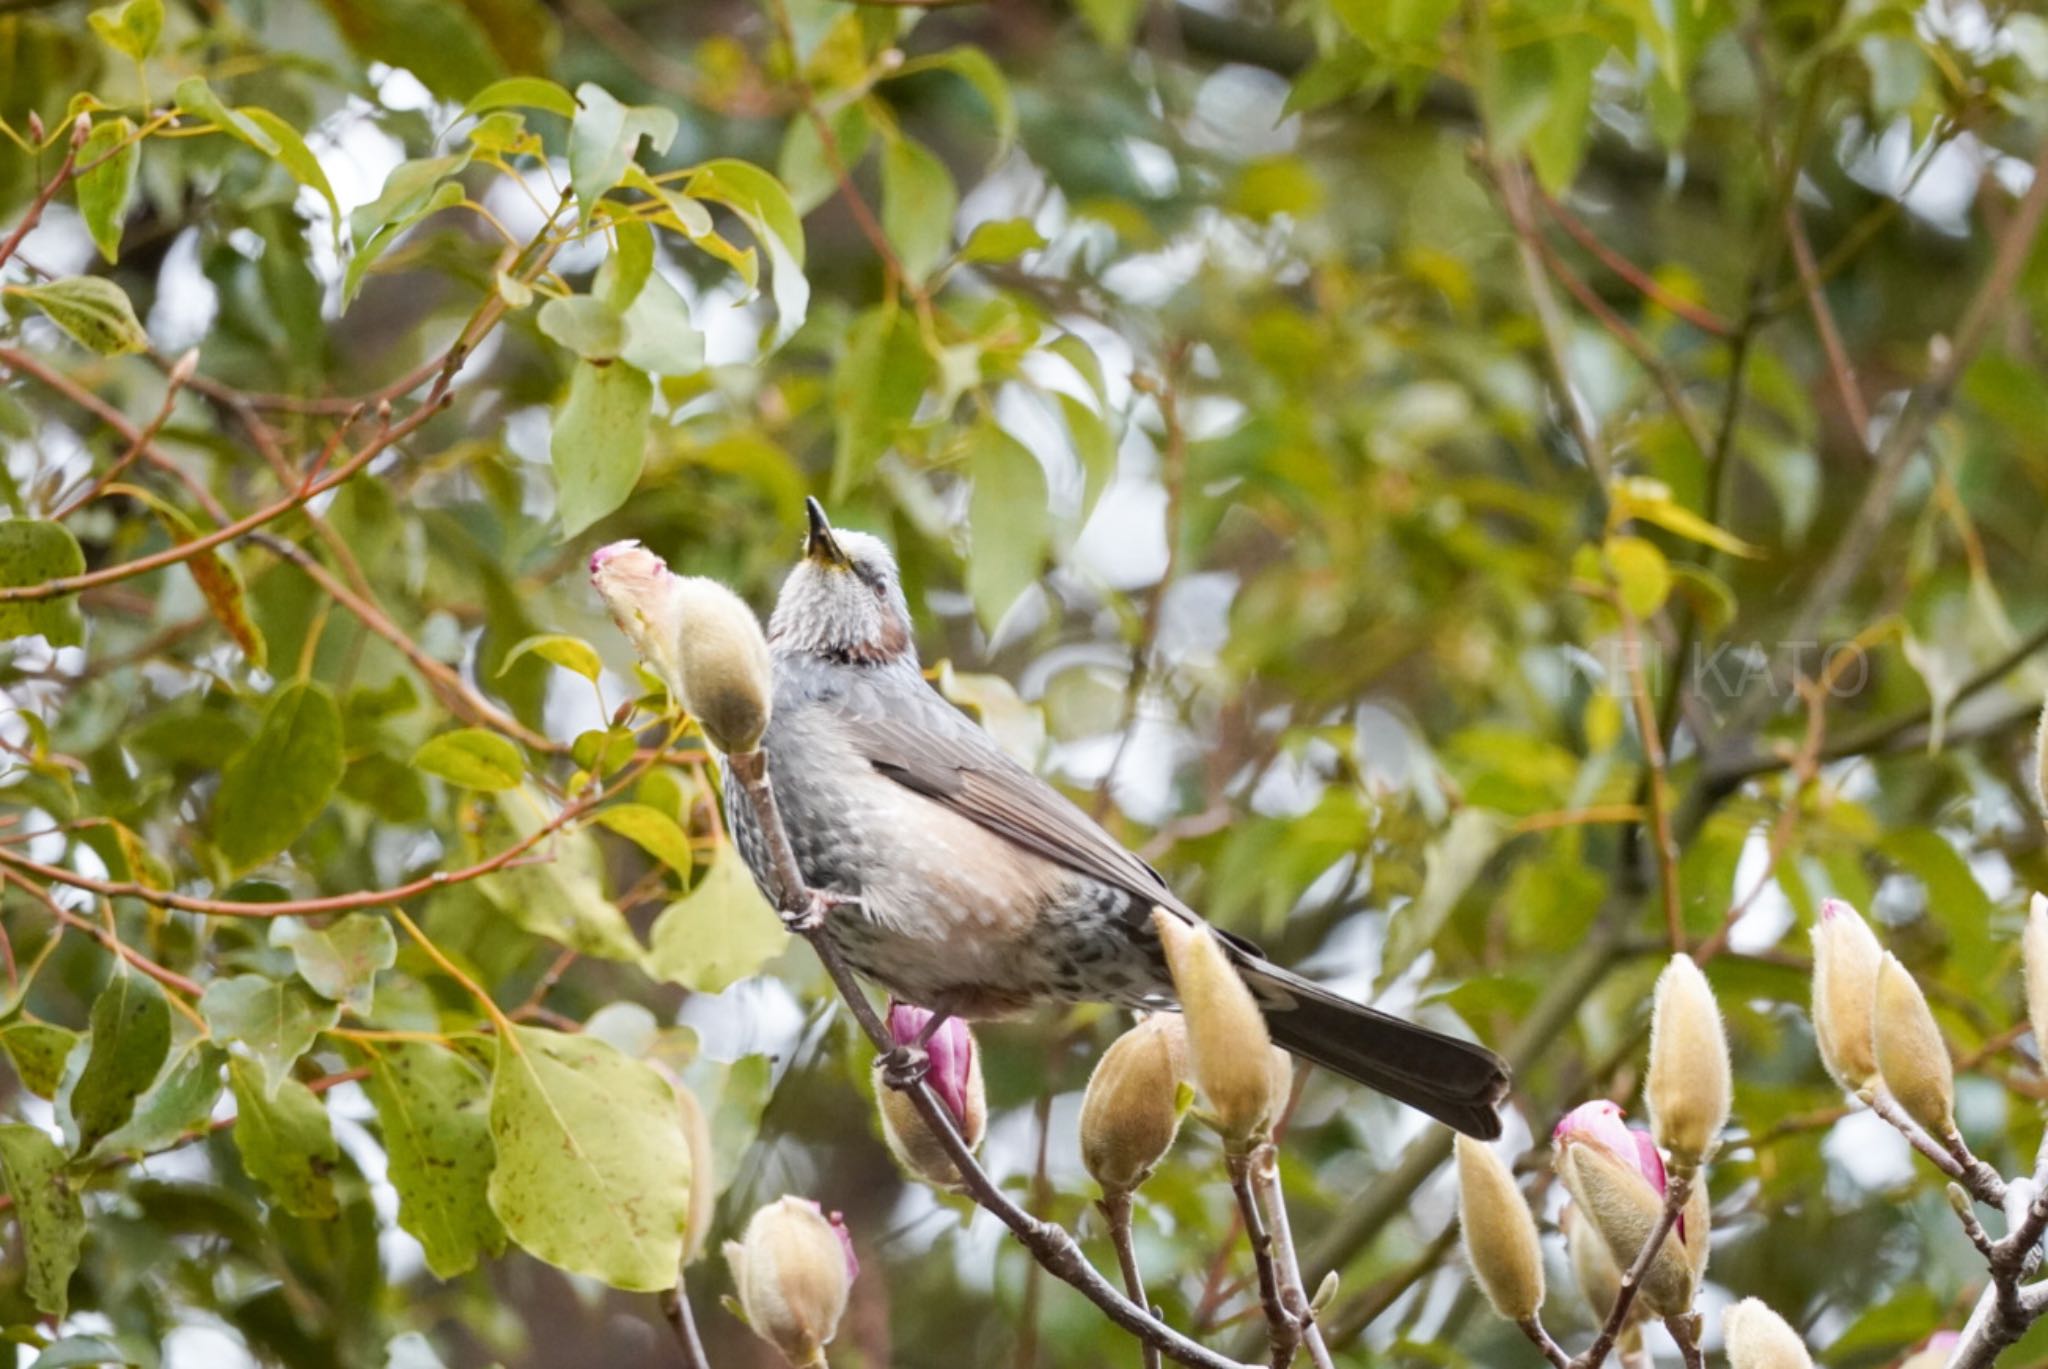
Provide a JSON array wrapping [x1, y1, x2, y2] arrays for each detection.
[[768, 499, 917, 666]]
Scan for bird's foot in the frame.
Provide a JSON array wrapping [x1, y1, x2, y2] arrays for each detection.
[[780, 886, 858, 933], [878, 1043, 930, 1092]]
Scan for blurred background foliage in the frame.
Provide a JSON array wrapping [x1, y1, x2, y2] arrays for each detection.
[[2, 0, 2048, 1363]]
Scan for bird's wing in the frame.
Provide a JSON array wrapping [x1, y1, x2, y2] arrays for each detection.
[[822, 675, 1196, 920]]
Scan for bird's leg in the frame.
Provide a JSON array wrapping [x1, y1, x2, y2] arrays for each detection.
[[878, 1010, 952, 1091], [783, 885, 860, 934]]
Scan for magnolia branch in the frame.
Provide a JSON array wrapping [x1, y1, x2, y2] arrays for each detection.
[[722, 749, 1255, 1369]]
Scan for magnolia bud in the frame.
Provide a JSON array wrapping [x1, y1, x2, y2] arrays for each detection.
[[590, 543, 773, 754], [1722, 1298, 1814, 1369], [1646, 955, 1730, 1173], [1151, 909, 1276, 1152], [875, 1005, 985, 1190], [1562, 1203, 1621, 1321], [1874, 953, 1955, 1139], [1552, 1102, 1694, 1317], [1454, 1136, 1545, 1321], [2025, 893, 2048, 1057], [1899, 1332, 1960, 1369], [672, 575, 773, 753], [724, 1197, 857, 1368], [1079, 1014, 1189, 1195], [1811, 898, 1883, 1092]]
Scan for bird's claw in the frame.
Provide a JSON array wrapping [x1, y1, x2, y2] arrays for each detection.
[[780, 887, 858, 933], [878, 1043, 930, 1092]]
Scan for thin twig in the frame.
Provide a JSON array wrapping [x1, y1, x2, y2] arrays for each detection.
[[1517, 1318, 1574, 1369], [1535, 189, 1735, 337], [661, 1285, 713, 1369], [0, 115, 87, 274], [1103, 1192, 1164, 1369], [1226, 1150, 1297, 1368], [1246, 1143, 1335, 1369]]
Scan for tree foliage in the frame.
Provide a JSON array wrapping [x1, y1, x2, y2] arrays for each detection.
[[2, 0, 2048, 1363]]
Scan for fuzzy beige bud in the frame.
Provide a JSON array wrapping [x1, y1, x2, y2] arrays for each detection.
[[1079, 1014, 1189, 1194], [1874, 952, 1955, 1139], [1811, 898, 1883, 1092], [1646, 955, 1730, 1172], [1722, 1298, 1814, 1369], [590, 543, 772, 754], [672, 575, 773, 753], [2025, 893, 2048, 1058], [1562, 1203, 1621, 1321], [724, 1197, 857, 1368], [1151, 909, 1276, 1152], [1454, 1136, 1545, 1321]]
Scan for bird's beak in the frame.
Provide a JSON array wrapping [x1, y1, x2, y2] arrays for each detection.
[[805, 497, 848, 568]]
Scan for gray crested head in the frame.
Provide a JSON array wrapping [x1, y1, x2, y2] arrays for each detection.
[[768, 498, 918, 666]]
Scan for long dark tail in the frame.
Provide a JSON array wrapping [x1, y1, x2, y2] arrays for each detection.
[[1236, 954, 1511, 1139]]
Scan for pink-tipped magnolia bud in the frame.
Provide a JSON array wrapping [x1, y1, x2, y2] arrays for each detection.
[[1647, 954, 1730, 1173], [1874, 952, 1956, 1139], [875, 1005, 985, 1189], [590, 543, 773, 754], [1454, 1135, 1545, 1321], [1899, 1332, 1960, 1369], [1079, 1014, 1190, 1195], [1722, 1298, 1814, 1369], [1811, 898, 1883, 1092], [724, 1197, 857, 1368], [1152, 909, 1277, 1153], [2025, 893, 2048, 1057], [1551, 1102, 1700, 1317]]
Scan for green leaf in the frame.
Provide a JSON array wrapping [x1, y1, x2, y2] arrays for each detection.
[[499, 632, 604, 682], [619, 272, 702, 377], [646, 844, 789, 993], [273, 915, 398, 1016], [212, 681, 345, 871], [0, 1124, 84, 1316], [173, 80, 342, 229], [568, 83, 678, 223], [965, 421, 1050, 630], [482, 787, 644, 960], [1378, 809, 1509, 991], [0, 520, 86, 649], [67, 967, 171, 1153], [89, 1039, 225, 1160], [880, 136, 957, 284], [414, 728, 526, 791], [6, 276, 148, 355], [201, 975, 341, 1098], [461, 75, 579, 122], [831, 305, 930, 500], [893, 48, 1016, 163], [1058, 393, 1116, 521], [958, 217, 1045, 265], [87, 0, 160, 61], [75, 117, 139, 263], [228, 1057, 339, 1219], [0, 1021, 78, 1099], [537, 295, 625, 361], [550, 359, 652, 538], [487, 1026, 692, 1291], [342, 153, 470, 305], [314, 0, 507, 102], [362, 1041, 505, 1279], [593, 803, 696, 874], [686, 159, 808, 347], [1073, 0, 1144, 49]]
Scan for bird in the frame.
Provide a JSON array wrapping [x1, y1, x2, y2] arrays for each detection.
[[725, 498, 1511, 1138]]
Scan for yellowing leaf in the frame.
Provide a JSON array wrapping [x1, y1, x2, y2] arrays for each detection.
[[487, 1027, 692, 1290], [363, 1041, 505, 1278], [593, 802, 696, 873], [645, 844, 789, 992], [7, 276, 148, 355], [414, 728, 526, 790], [0, 520, 86, 648], [0, 1124, 84, 1316], [1604, 535, 1672, 618], [1612, 477, 1763, 558]]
